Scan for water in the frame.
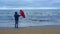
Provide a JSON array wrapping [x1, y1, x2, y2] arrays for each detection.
[[0, 9, 60, 27]]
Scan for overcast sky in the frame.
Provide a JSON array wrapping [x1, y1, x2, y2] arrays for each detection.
[[0, 0, 60, 8]]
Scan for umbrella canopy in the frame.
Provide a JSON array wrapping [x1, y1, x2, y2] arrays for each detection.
[[20, 10, 25, 18]]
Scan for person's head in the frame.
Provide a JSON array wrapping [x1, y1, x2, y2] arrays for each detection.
[[15, 12, 18, 14]]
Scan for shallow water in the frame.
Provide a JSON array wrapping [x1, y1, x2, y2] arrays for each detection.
[[0, 9, 60, 27]]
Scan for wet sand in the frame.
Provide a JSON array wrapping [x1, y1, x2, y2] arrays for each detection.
[[0, 25, 60, 34]]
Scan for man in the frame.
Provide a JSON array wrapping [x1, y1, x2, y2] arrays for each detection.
[[14, 12, 21, 28]]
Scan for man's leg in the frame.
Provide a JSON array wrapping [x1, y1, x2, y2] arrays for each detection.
[[15, 21, 17, 28], [16, 23, 18, 28], [15, 21, 18, 28]]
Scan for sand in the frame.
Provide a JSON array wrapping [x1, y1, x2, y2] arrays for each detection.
[[0, 26, 60, 34]]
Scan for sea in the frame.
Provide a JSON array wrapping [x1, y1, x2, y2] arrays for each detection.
[[0, 9, 60, 28]]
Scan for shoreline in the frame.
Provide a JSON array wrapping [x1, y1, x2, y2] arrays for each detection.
[[0, 25, 60, 30]]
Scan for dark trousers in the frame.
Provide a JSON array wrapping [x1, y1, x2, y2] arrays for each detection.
[[15, 20, 18, 28]]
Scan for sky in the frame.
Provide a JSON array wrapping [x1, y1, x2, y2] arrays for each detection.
[[0, 0, 60, 8]]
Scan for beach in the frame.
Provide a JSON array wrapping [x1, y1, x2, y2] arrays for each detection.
[[0, 3, 60, 34], [0, 25, 60, 34], [0, 9, 60, 34]]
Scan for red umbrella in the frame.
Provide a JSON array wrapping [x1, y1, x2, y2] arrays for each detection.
[[20, 10, 25, 18]]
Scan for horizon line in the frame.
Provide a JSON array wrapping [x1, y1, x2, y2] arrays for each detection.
[[0, 7, 60, 10]]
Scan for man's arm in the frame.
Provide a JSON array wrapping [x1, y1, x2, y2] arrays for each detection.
[[18, 15, 21, 17]]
